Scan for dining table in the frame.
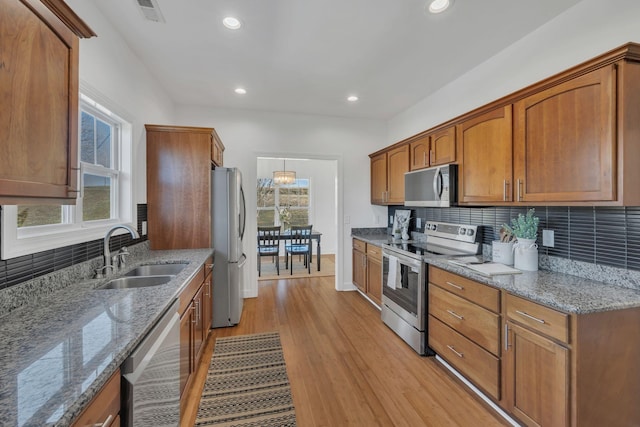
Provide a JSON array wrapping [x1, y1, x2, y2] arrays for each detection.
[[263, 229, 323, 271]]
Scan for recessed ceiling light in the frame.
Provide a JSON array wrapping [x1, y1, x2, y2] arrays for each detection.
[[428, 0, 451, 14], [235, 87, 247, 95], [347, 95, 359, 102], [223, 16, 242, 29]]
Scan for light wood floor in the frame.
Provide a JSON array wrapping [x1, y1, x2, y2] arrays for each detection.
[[182, 276, 510, 427]]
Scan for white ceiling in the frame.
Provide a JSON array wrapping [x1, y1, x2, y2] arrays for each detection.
[[92, 0, 582, 120]]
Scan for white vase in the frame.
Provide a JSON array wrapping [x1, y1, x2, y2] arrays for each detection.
[[401, 227, 410, 241], [513, 238, 538, 271], [492, 241, 515, 265]]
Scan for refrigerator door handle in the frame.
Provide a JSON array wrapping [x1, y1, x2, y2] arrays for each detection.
[[239, 186, 246, 240], [238, 253, 247, 268]]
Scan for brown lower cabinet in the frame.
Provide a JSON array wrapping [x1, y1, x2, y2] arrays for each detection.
[[352, 238, 382, 306], [178, 258, 213, 415], [71, 368, 120, 427], [428, 265, 640, 427]]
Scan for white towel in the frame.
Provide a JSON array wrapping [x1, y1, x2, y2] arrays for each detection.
[[386, 255, 399, 289]]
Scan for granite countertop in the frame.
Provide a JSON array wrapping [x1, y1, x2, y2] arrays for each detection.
[[0, 247, 213, 426], [351, 229, 640, 314], [426, 255, 640, 314], [352, 233, 391, 246]]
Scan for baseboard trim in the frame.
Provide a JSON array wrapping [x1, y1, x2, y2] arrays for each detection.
[[435, 355, 520, 427]]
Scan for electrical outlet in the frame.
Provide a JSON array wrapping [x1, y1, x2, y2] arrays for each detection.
[[416, 218, 422, 229], [542, 229, 554, 247], [142, 220, 148, 236], [389, 215, 394, 225]]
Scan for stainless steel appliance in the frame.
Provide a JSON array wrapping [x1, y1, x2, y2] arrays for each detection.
[[404, 164, 457, 207], [122, 300, 180, 426], [212, 167, 247, 328], [381, 222, 481, 355]]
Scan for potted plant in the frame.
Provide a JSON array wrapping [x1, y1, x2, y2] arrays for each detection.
[[502, 208, 539, 243], [502, 209, 540, 271]]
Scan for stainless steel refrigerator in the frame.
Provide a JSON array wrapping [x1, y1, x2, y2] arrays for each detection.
[[211, 167, 247, 328]]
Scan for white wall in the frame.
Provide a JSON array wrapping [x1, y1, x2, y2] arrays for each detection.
[[388, 0, 640, 143], [68, 0, 176, 207], [257, 158, 338, 254], [174, 106, 387, 297]]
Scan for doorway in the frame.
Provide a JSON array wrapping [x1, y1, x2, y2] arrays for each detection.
[[256, 157, 339, 286]]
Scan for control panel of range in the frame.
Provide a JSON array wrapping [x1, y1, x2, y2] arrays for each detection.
[[424, 221, 480, 244]]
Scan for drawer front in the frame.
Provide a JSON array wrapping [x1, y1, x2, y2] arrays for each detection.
[[506, 293, 569, 343], [179, 264, 205, 315], [429, 316, 500, 400], [353, 238, 366, 253], [429, 284, 500, 356], [71, 369, 120, 427], [366, 244, 382, 262], [429, 266, 500, 312]]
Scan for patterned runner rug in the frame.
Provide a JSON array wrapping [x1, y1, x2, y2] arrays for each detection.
[[194, 332, 297, 427]]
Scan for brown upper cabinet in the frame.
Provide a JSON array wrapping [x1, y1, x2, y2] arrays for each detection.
[[211, 130, 225, 167], [410, 126, 456, 171], [374, 43, 640, 206], [513, 66, 615, 203], [457, 106, 513, 204], [0, 0, 95, 204], [370, 144, 409, 205], [146, 125, 218, 250]]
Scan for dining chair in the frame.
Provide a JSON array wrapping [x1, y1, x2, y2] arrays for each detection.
[[257, 226, 281, 276], [285, 225, 313, 275]]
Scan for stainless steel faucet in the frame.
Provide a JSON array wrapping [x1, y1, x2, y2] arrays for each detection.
[[102, 224, 140, 276]]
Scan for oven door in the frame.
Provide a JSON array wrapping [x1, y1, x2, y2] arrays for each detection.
[[381, 248, 425, 331]]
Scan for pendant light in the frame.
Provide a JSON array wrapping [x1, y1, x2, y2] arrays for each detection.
[[273, 159, 296, 185]]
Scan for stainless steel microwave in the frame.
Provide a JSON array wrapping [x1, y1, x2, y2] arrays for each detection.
[[404, 164, 457, 207]]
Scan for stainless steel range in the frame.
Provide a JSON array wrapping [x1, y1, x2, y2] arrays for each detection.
[[381, 222, 482, 355]]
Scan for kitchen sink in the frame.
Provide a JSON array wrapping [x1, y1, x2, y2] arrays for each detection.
[[124, 263, 188, 277], [100, 275, 175, 290]]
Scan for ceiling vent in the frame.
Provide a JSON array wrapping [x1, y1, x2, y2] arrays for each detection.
[[135, 0, 166, 23]]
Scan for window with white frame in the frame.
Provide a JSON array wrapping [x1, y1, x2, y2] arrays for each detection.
[[257, 178, 310, 228], [1, 90, 134, 260]]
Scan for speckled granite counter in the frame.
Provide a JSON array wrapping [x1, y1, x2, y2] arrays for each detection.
[[351, 228, 640, 314], [0, 245, 213, 426], [425, 255, 640, 314]]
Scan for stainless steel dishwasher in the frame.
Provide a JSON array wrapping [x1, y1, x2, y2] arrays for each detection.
[[121, 300, 180, 427]]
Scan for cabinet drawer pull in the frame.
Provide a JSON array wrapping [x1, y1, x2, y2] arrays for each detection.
[[423, 152, 427, 166], [503, 179, 509, 201], [515, 310, 545, 324], [447, 345, 464, 358], [504, 323, 510, 351], [445, 281, 464, 290], [517, 179, 522, 201], [93, 414, 114, 427], [429, 150, 434, 165], [191, 306, 197, 323], [446, 309, 464, 320]]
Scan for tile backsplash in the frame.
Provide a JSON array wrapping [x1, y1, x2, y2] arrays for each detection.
[[389, 206, 640, 271], [0, 204, 148, 291]]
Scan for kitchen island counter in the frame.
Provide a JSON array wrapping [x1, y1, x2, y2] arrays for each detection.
[[0, 245, 213, 426]]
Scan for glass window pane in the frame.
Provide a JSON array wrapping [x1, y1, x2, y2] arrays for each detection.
[[83, 174, 112, 221], [96, 119, 112, 168], [80, 111, 95, 164], [289, 209, 308, 226], [257, 179, 275, 207], [280, 188, 297, 207], [257, 209, 275, 227], [299, 187, 309, 207], [17, 205, 63, 228]]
